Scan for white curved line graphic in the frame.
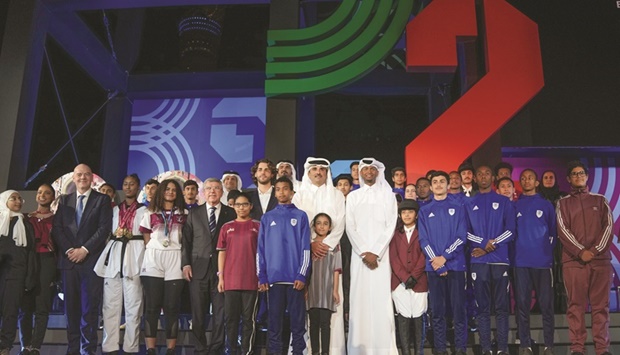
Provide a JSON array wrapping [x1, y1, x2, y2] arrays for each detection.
[[129, 98, 199, 174]]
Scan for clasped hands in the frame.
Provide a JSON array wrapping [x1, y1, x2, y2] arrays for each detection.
[[471, 240, 496, 258], [361, 252, 379, 270], [67, 247, 88, 263]]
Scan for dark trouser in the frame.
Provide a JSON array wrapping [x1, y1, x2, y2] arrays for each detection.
[[189, 274, 225, 355], [396, 315, 424, 355], [19, 252, 56, 349], [427, 271, 467, 352], [514, 267, 554, 348], [267, 284, 306, 355], [563, 261, 611, 355], [141, 276, 184, 339], [308, 308, 331, 354], [340, 233, 352, 316], [63, 264, 103, 355], [1, 278, 25, 350], [225, 290, 258, 355], [465, 252, 477, 322], [471, 263, 510, 353]]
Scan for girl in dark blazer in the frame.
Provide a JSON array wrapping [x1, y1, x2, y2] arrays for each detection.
[[389, 199, 427, 355]]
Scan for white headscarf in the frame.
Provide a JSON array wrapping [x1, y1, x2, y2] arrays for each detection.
[[276, 161, 299, 182], [277, 161, 302, 191], [299, 157, 333, 191], [292, 157, 345, 249], [358, 157, 392, 193], [221, 171, 243, 204], [0, 190, 27, 247]]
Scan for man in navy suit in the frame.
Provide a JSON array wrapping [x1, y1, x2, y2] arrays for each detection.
[[182, 178, 236, 354], [52, 164, 112, 355]]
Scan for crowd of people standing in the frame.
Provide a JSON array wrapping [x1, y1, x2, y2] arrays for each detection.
[[0, 157, 614, 355]]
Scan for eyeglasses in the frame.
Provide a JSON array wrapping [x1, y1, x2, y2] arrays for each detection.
[[233, 202, 251, 208], [570, 171, 586, 177]]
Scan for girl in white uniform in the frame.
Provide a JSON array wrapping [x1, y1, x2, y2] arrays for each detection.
[[94, 174, 146, 354], [139, 179, 188, 355]]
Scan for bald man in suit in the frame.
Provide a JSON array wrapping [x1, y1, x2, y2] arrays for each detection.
[[52, 164, 112, 355]]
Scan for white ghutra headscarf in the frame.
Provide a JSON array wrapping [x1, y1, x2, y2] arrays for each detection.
[[0, 190, 28, 247]]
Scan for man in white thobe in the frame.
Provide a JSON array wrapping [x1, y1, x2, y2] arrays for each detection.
[[292, 157, 346, 354], [346, 158, 398, 355]]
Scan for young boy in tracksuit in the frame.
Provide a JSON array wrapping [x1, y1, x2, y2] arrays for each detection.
[[514, 169, 557, 355], [257, 177, 311, 355], [465, 166, 516, 355], [418, 171, 468, 355]]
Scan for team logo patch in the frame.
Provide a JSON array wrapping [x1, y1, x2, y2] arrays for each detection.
[[448, 208, 455, 216], [492, 202, 499, 210], [471, 272, 476, 281], [270, 221, 277, 227], [290, 218, 297, 226], [593, 206, 598, 211], [429, 212, 435, 218], [536, 210, 543, 218], [473, 205, 479, 211], [503, 271, 508, 277], [517, 212, 522, 217]]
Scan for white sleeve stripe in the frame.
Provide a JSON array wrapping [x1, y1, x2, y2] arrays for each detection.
[[425, 245, 437, 258], [494, 231, 512, 244], [595, 200, 613, 252], [299, 250, 310, 276], [256, 254, 261, 276], [445, 239, 463, 254], [557, 207, 585, 250], [467, 233, 483, 243], [493, 230, 510, 241]]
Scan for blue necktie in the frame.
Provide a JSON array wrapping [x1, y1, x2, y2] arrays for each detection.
[[76, 195, 85, 227], [209, 207, 216, 236]]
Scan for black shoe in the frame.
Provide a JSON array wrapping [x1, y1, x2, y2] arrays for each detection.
[[468, 317, 478, 332], [482, 351, 493, 355], [166, 348, 176, 355], [146, 349, 157, 355], [498, 351, 510, 355], [19, 348, 31, 355], [520, 349, 533, 355]]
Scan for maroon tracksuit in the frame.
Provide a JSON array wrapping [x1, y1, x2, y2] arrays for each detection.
[[556, 187, 614, 355]]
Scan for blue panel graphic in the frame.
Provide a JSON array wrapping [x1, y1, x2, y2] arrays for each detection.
[[127, 97, 266, 187]]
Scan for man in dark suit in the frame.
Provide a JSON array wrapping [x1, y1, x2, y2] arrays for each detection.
[[52, 163, 112, 355], [248, 158, 278, 220], [182, 178, 236, 354]]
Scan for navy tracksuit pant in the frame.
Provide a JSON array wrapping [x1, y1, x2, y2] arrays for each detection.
[[427, 271, 468, 352], [267, 284, 306, 354], [514, 267, 555, 348], [471, 263, 510, 353]]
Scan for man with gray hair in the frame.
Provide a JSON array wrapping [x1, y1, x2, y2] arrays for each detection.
[[182, 178, 236, 355]]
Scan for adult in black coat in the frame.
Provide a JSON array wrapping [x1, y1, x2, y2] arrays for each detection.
[[52, 164, 112, 355], [182, 178, 236, 355]]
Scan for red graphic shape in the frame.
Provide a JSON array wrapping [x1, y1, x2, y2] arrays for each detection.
[[404, 0, 544, 180]]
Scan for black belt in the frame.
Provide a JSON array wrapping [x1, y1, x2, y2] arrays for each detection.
[[104, 235, 144, 278]]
